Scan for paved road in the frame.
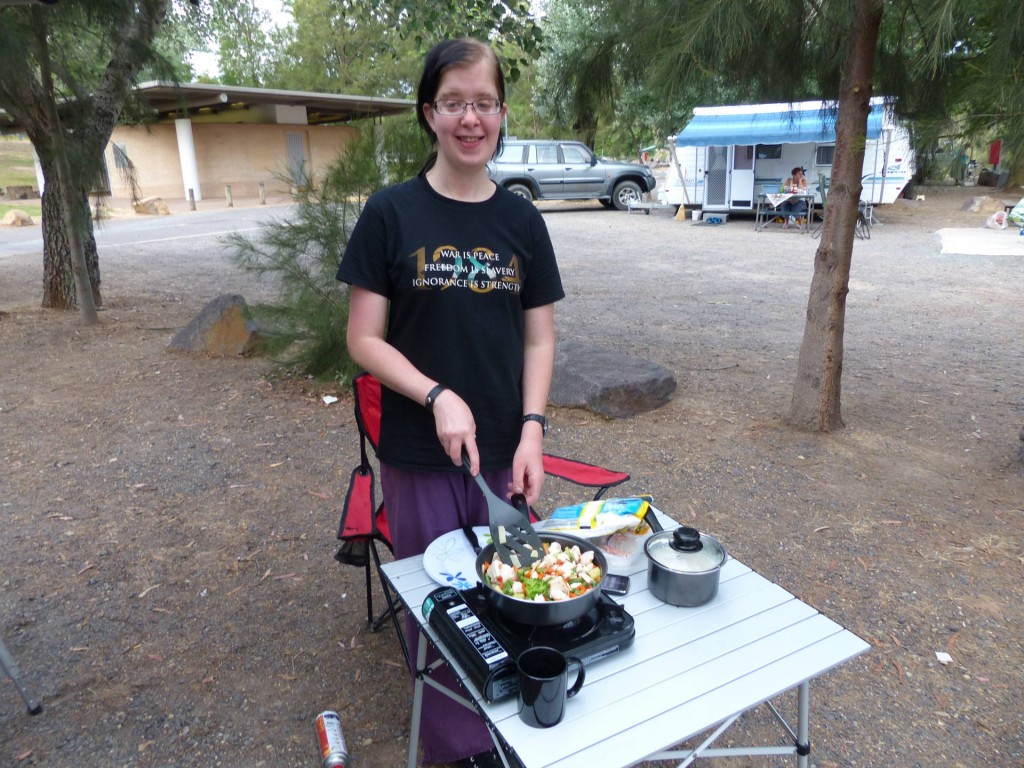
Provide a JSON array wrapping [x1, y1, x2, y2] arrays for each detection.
[[0, 203, 293, 260], [0, 203, 296, 310]]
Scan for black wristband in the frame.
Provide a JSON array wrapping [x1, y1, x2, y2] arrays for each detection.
[[424, 384, 447, 410]]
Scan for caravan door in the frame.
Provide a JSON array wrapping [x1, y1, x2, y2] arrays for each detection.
[[703, 145, 755, 211], [704, 146, 729, 210]]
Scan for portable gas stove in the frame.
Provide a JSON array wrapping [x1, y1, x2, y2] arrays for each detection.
[[422, 584, 635, 703]]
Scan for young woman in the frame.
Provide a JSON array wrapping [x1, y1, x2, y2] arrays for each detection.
[[337, 38, 564, 767]]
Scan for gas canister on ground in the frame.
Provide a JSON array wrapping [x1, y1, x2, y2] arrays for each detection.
[[314, 711, 348, 768]]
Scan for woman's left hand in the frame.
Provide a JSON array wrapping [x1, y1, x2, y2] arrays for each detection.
[[509, 437, 544, 506]]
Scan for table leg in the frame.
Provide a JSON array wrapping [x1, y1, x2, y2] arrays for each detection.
[[797, 681, 810, 768], [407, 630, 428, 768], [0, 637, 43, 715]]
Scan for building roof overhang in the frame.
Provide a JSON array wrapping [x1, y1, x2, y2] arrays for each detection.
[[134, 81, 415, 125], [1, 81, 415, 132]]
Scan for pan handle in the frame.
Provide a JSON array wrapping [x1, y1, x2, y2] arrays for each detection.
[[510, 493, 531, 521], [646, 506, 664, 533]]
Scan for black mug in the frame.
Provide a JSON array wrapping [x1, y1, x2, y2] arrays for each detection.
[[517, 646, 585, 728]]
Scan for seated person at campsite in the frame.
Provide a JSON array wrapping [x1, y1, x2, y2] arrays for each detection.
[[780, 166, 808, 227]]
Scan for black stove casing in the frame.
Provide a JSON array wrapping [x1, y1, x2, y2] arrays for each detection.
[[422, 585, 635, 703]]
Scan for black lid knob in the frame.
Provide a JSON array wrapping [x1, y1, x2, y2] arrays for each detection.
[[671, 526, 704, 552]]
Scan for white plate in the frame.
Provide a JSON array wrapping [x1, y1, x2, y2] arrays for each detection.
[[423, 526, 492, 590]]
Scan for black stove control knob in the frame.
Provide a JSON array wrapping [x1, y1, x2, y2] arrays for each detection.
[[602, 599, 625, 627]]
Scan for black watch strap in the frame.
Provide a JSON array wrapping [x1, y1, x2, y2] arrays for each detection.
[[522, 413, 548, 436], [424, 384, 447, 409]]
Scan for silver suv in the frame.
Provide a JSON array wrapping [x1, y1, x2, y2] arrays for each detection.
[[488, 140, 657, 211]]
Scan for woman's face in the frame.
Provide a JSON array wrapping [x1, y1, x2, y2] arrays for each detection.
[[423, 58, 506, 174]]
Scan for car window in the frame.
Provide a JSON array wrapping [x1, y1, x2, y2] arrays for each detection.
[[527, 144, 559, 164], [561, 144, 592, 164], [496, 144, 525, 164]]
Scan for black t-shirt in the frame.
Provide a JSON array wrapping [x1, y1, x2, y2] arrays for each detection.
[[336, 176, 564, 472]]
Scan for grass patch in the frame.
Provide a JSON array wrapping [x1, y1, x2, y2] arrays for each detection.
[[0, 136, 38, 189]]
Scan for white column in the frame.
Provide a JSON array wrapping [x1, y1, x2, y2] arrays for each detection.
[[374, 120, 387, 185], [174, 118, 202, 201], [32, 149, 45, 194]]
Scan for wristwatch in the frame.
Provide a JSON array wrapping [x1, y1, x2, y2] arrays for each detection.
[[522, 413, 548, 437]]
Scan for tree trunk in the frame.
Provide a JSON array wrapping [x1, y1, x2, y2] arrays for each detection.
[[41, 169, 102, 311], [788, 0, 883, 432]]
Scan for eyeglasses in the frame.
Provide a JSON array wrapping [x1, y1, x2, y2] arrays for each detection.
[[432, 99, 503, 117]]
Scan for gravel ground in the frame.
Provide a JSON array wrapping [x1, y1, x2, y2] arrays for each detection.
[[1, 185, 1022, 768]]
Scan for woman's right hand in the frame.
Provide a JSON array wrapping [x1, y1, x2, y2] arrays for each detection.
[[431, 389, 479, 472]]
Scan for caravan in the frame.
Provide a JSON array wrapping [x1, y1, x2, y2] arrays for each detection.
[[658, 98, 914, 213]]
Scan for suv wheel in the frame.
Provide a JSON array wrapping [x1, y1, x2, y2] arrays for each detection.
[[506, 183, 534, 201], [612, 180, 643, 211]]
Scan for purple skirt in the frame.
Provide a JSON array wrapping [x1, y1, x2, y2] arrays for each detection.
[[381, 462, 513, 765]]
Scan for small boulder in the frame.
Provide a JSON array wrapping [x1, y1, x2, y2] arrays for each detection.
[[550, 340, 676, 418], [1, 209, 34, 227], [168, 294, 263, 357], [133, 196, 170, 215]]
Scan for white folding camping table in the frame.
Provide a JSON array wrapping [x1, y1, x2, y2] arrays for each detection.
[[380, 510, 869, 768], [755, 193, 817, 233]]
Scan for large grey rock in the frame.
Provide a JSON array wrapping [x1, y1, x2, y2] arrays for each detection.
[[168, 294, 262, 357], [550, 340, 676, 418]]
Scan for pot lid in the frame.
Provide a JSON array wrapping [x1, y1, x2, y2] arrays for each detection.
[[645, 527, 726, 573]]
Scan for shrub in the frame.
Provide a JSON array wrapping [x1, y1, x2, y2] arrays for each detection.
[[228, 118, 426, 384]]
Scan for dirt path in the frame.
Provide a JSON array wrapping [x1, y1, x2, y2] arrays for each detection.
[[1, 185, 1022, 767]]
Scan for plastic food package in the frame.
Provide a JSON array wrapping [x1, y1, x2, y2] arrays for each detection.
[[538, 496, 655, 571]]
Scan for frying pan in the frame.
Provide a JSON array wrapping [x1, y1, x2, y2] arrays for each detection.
[[474, 532, 608, 626]]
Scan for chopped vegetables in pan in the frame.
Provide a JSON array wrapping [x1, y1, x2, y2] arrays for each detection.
[[482, 541, 602, 602]]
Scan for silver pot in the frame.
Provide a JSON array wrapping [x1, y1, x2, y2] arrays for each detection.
[[644, 526, 727, 607]]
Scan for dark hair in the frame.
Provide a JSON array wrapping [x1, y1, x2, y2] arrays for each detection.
[[791, 166, 803, 176], [416, 38, 506, 170]]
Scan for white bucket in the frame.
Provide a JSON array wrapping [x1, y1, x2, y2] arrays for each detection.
[[691, 209, 701, 222]]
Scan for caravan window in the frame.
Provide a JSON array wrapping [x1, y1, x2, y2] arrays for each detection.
[[756, 144, 782, 159], [734, 145, 754, 170], [816, 145, 835, 166]]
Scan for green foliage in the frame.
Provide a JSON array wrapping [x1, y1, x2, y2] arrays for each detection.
[[531, 0, 1024, 179], [270, 0, 422, 95], [209, 0, 279, 87], [227, 117, 427, 383], [531, 0, 749, 156], [388, 0, 543, 84]]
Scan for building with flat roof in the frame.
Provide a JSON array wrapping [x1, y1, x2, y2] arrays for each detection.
[[2, 81, 415, 201]]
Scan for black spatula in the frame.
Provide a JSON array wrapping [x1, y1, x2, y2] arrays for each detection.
[[462, 452, 542, 568]]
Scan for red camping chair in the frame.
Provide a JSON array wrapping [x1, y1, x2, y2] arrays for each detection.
[[335, 372, 631, 662]]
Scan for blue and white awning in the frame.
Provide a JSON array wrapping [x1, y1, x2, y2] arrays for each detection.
[[676, 100, 885, 147]]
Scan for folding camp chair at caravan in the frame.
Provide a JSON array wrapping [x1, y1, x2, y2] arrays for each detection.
[[812, 172, 871, 240], [334, 372, 631, 661]]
